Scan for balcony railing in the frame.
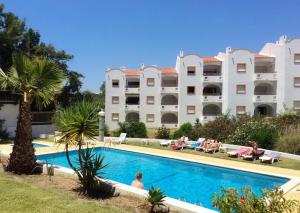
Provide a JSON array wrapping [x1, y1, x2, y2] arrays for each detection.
[[202, 75, 222, 82], [202, 95, 222, 102], [31, 112, 54, 125], [161, 87, 179, 93], [254, 73, 277, 81], [162, 123, 178, 128], [125, 104, 140, 111], [201, 115, 220, 122], [125, 87, 140, 93], [253, 95, 277, 103], [0, 91, 19, 103], [161, 105, 178, 112]]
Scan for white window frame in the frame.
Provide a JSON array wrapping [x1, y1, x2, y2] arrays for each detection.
[[237, 63, 246, 72], [146, 114, 155, 122], [236, 84, 246, 94]]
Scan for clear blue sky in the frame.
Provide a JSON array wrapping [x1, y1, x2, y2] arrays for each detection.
[[2, 0, 300, 92]]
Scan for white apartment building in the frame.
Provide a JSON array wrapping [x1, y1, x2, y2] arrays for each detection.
[[105, 36, 300, 130]]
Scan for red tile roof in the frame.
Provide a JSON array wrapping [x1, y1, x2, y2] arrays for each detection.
[[255, 54, 274, 58], [123, 70, 141, 76], [203, 57, 220, 62], [123, 68, 177, 75], [160, 67, 177, 74]]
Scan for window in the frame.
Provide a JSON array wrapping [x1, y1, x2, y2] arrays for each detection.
[[112, 96, 119, 104], [236, 84, 246, 94], [112, 80, 119, 87], [294, 77, 300, 87], [187, 86, 195, 95], [237, 63, 246, 72], [187, 106, 196, 114], [294, 101, 300, 110], [146, 114, 155, 122], [147, 78, 155, 86], [112, 113, 119, 121], [236, 106, 246, 115], [147, 96, 155, 104], [187, 66, 196, 75], [294, 54, 300, 64]]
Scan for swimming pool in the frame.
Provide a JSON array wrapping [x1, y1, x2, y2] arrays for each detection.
[[38, 147, 289, 210], [10, 143, 49, 148]]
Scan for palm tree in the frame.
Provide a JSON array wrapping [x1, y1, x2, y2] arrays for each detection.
[[55, 100, 108, 196], [0, 55, 65, 174]]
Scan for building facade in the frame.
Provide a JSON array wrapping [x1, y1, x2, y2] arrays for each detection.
[[105, 36, 300, 130], [0, 91, 55, 138]]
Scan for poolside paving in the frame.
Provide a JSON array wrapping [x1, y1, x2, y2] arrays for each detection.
[[0, 140, 299, 202]]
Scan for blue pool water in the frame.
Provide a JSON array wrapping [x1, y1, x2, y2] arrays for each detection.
[[38, 148, 289, 210], [10, 143, 49, 148]]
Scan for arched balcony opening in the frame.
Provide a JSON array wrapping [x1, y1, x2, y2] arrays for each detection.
[[161, 95, 178, 105], [254, 83, 276, 95], [125, 112, 139, 122], [161, 113, 178, 124], [202, 104, 222, 116], [254, 104, 275, 117], [203, 85, 222, 96]]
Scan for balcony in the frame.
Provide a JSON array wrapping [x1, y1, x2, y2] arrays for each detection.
[[161, 113, 178, 128], [161, 105, 178, 112], [31, 112, 54, 125], [253, 73, 277, 81], [0, 91, 19, 104], [202, 75, 222, 82], [202, 104, 222, 122], [125, 104, 140, 111], [202, 95, 222, 102], [253, 95, 277, 103]]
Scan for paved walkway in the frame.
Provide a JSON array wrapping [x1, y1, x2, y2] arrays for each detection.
[[1, 140, 299, 201]]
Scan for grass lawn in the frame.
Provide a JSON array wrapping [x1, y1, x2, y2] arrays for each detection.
[[0, 167, 142, 213], [126, 141, 300, 171]]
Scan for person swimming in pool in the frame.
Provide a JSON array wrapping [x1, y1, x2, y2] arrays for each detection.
[[131, 172, 144, 189]]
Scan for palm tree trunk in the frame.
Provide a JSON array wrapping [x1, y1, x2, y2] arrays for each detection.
[[65, 143, 81, 178], [7, 98, 37, 174]]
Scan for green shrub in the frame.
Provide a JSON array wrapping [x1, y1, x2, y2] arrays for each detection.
[[226, 119, 279, 149], [188, 121, 204, 141], [155, 127, 171, 139], [212, 187, 300, 213], [202, 115, 239, 142], [271, 112, 300, 134], [275, 128, 300, 155], [117, 121, 147, 138], [147, 186, 167, 213], [172, 122, 192, 139]]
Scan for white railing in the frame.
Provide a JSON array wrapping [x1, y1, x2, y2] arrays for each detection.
[[201, 115, 220, 122], [125, 87, 140, 93], [202, 95, 222, 102], [125, 105, 140, 111], [161, 123, 178, 128], [161, 105, 178, 112], [161, 87, 179, 93], [202, 75, 222, 82], [254, 73, 277, 81], [253, 95, 277, 103]]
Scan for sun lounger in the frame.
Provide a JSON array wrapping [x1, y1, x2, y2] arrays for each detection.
[[171, 137, 189, 150], [227, 147, 252, 157], [160, 140, 173, 147], [186, 138, 205, 149], [242, 149, 265, 161], [108, 133, 127, 144], [259, 152, 281, 164]]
